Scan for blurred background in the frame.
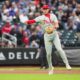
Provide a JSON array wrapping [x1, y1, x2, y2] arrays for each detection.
[[0, 0, 80, 68]]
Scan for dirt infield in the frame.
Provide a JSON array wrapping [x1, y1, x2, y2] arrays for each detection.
[[0, 66, 80, 74], [0, 69, 80, 74]]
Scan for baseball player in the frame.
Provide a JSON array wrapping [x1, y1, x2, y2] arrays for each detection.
[[25, 5, 71, 75]]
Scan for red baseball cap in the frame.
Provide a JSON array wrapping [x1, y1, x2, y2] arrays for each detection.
[[42, 5, 49, 9]]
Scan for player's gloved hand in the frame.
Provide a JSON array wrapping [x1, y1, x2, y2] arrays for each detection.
[[45, 27, 54, 34]]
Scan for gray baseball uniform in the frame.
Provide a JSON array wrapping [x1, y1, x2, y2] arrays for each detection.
[[34, 13, 70, 69]]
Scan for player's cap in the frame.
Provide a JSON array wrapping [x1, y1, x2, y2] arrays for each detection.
[[42, 5, 49, 9]]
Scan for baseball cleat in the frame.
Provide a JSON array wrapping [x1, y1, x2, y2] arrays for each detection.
[[66, 65, 72, 70]]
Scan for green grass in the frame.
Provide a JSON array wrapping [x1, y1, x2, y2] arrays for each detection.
[[0, 67, 80, 80], [0, 74, 80, 80]]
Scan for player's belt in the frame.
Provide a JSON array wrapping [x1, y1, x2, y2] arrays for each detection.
[[47, 31, 53, 34]]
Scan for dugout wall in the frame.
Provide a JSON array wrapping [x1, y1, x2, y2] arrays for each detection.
[[0, 48, 80, 66]]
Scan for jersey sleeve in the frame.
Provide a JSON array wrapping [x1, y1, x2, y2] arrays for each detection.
[[27, 20, 36, 24], [34, 15, 44, 22], [51, 14, 58, 22]]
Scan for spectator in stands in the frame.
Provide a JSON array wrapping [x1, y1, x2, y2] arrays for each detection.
[[1, 22, 12, 34], [73, 2, 80, 18], [10, 2, 20, 24], [67, 4, 73, 17], [29, 1, 36, 13], [4, 0, 11, 9], [65, 17, 77, 31], [29, 25, 40, 48], [62, 0, 68, 11], [22, 31, 30, 48], [1, 22, 15, 48], [61, 11, 68, 30], [9, 6, 16, 20], [29, 31, 39, 48], [1, 4, 8, 14], [11, 2, 19, 15], [19, 3, 27, 15], [57, 6, 64, 21], [72, 0, 76, 9], [73, 2, 80, 31], [15, 26, 24, 47], [57, 6, 64, 30], [0, 0, 80, 48], [34, 0, 40, 6], [1, 4, 13, 22]]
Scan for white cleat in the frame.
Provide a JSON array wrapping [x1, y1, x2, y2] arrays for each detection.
[[66, 65, 72, 70], [48, 67, 54, 75]]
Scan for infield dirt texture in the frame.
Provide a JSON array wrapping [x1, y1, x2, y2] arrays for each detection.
[[0, 66, 80, 80]]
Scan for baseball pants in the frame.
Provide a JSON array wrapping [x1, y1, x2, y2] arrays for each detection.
[[44, 31, 69, 69]]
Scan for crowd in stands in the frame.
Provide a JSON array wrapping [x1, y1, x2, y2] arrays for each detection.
[[0, 0, 80, 48]]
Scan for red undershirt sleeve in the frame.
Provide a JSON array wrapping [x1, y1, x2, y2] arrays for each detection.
[[25, 19, 36, 24]]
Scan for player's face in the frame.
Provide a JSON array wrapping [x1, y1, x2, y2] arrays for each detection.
[[42, 8, 49, 14]]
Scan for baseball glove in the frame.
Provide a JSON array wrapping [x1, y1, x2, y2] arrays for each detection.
[[45, 27, 53, 34]]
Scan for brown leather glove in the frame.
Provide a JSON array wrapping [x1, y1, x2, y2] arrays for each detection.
[[45, 27, 54, 34]]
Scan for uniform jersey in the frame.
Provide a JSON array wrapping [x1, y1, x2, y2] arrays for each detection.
[[34, 13, 58, 33]]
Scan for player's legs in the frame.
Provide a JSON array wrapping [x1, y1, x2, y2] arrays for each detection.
[[44, 34, 54, 74], [44, 34, 53, 69], [53, 32, 71, 69]]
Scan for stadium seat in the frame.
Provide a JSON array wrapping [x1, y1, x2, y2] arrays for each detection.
[[60, 30, 80, 47]]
